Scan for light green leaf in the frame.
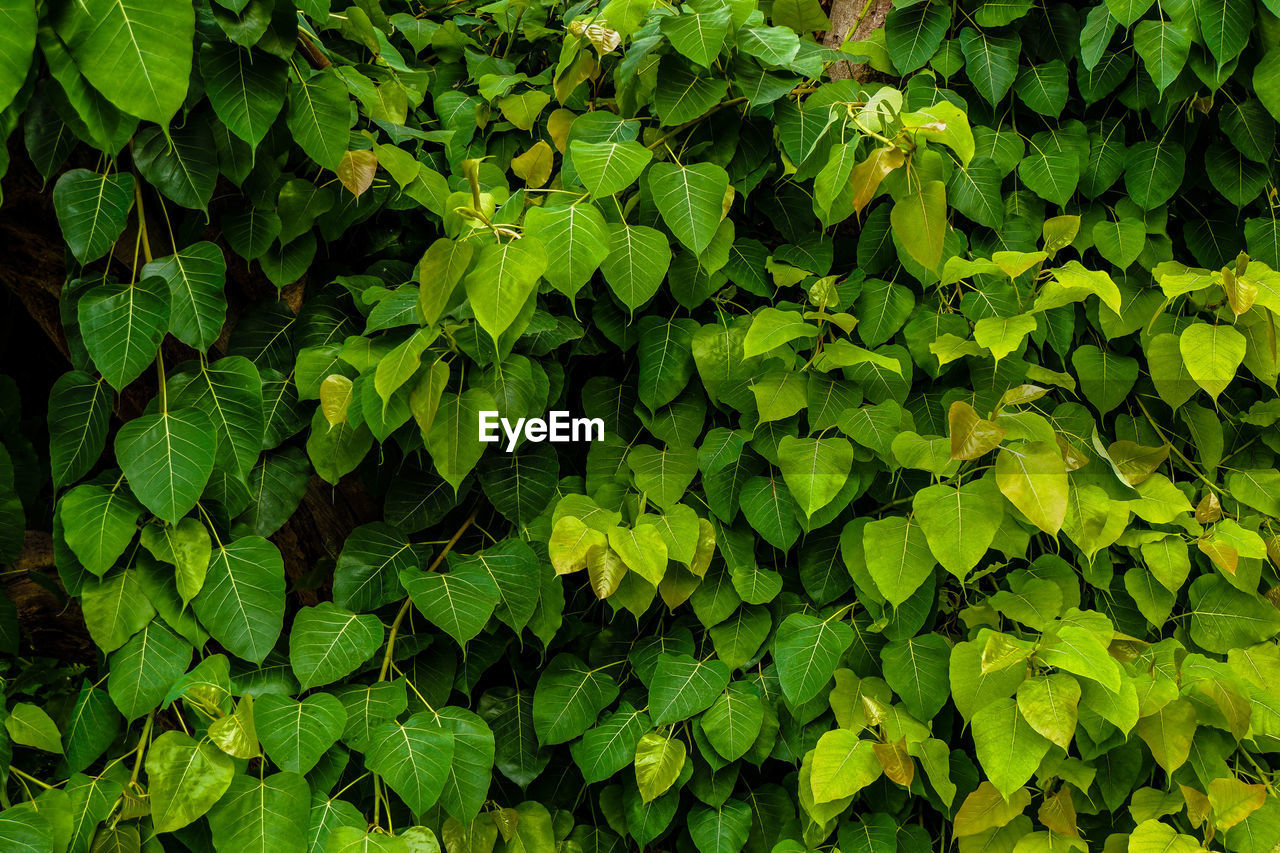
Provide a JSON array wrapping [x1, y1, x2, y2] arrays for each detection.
[[775, 436, 853, 519], [863, 515, 936, 607], [4, 703, 63, 753], [523, 203, 611, 299], [634, 730, 686, 803], [994, 441, 1067, 535], [913, 478, 1004, 581], [970, 697, 1051, 797], [464, 239, 548, 341], [890, 179, 946, 271], [1180, 323, 1245, 401], [809, 729, 881, 803], [571, 141, 653, 198]]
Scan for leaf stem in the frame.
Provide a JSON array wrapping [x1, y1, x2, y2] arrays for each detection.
[[1134, 397, 1226, 496], [9, 766, 56, 790]]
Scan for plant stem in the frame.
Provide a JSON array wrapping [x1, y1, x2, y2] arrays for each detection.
[[130, 713, 154, 786]]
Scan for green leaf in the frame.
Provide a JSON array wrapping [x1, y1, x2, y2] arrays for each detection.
[[450, 539, 541, 633], [207, 772, 310, 853], [255, 692, 345, 775], [464, 239, 548, 341], [863, 515, 936, 607], [4, 703, 63, 753], [1092, 218, 1146, 268], [59, 0, 194, 124], [286, 70, 350, 171], [52, 169, 135, 265], [994, 441, 1067, 535], [146, 730, 235, 832], [193, 536, 286, 664], [432, 707, 496, 822], [1015, 672, 1079, 750], [176, 356, 265, 486], [78, 277, 169, 390], [809, 729, 881, 803], [701, 682, 764, 762], [364, 712, 455, 814], [601, 224, 672, 311], [108, 621, 192, 720], [289, 602, 383, 691], [59, 483, 142, 577], [890, 180, 946, 271], [913, 478, 1004, 581], [1125, 140, 1185, 210], [81, 567, 155, 652], [48, 370, 113, 488], [634, 730, 686, 803], [1133, 20, 1192, 92], [0, 0, 35, 114], [199, 42, 287, 148], [427, 388, 497, 492], [1180, 323, 1246, 402], [882, 633, 951, 721], [114, 407, 216, 524], [660, 6, 731, 67], [959, 28, 1021, 105], [523, 203, 610, 299], [884, 3, 951, 75], [132, 123, 217, 211], [652, 57, 729, 126], [647, 162, 730, 256], [533, 653, 620, 745], [65, 683, 121, 773], [571, 703, 650, 784], [1128, 820, 1200, 853], [773, 613, 852, 705], [688, 800, 752, 853], [970, 697, 1051, 798], [1014, 61, 1068, 117], [141, 242, 227, 352], [572, 141, 653, 198], [648, 653, 730, 725], [401, 561, 500, 647], [1189, 575, 1280, 653], [1072, 345, 1138, 414], [1134, 698, 1197, 773], [628, 445, 699, 512]]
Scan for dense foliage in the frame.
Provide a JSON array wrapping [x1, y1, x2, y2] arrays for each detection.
[[4, 0, 1280, 849]]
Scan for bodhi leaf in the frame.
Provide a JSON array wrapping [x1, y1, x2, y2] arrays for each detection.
[[912, 478, 1004, 581], [147, 730, 235, 832]]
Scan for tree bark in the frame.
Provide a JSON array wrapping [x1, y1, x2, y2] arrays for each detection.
[[823, 0, 893, 81]]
